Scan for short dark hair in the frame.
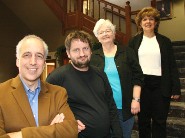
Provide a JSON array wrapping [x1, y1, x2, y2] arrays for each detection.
[[65, 30, 93, 51]]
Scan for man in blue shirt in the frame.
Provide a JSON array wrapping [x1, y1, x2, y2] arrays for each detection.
[[0, 35, 78, 138]]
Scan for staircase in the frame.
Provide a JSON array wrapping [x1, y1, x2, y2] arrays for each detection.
[[167, 41, 185, 138], [132, 41, 185, 138], [43, 0, 142, 45], [42, 1, 185, 137]]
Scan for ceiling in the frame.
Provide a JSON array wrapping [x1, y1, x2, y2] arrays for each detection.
[[1, 0, 64, 51]]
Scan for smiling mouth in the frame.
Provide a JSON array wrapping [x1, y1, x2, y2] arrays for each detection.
[[28, 68, 37, 71]]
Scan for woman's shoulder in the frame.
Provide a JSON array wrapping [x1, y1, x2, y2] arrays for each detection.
[[156, 33, 171, 42]]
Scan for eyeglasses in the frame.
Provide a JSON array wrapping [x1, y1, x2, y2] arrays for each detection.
[[98, 29, 112, 35]]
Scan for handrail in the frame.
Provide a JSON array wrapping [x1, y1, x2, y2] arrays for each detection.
[[43, 0, 151, 44], [97, 0, 125, 12]]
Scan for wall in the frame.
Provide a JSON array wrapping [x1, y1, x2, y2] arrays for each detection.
[[106, 0, 150, 10], [0, 0, 184, 82], [159, 0, 185, 41], [0, 1, 31, 82], [106, 0, 185, 41]]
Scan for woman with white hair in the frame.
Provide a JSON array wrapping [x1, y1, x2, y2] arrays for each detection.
[[90, 19, 144, 138]]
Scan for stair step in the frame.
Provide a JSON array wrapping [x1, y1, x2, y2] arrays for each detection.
[[173, 45, 185, 53], [176, 60, 185, 68], [178, 68, 185, 78], [180, 78, 185, 89], [131, 130, 138, 138], [132, 116, 185, 138], [178, 89, 185, 102], [167, 117, 185, 137], [169, 101, 185, 118], [174, 52, 185, 60], [172, 41, 185, 47]]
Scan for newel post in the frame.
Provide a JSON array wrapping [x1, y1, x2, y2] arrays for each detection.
[[125, 1, 131, 43], [151, 0, 156, 8], [77, 0, 83, 29]]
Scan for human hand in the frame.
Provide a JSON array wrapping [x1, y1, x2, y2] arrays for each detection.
[[50, 113, 65, 125], [171, 95, 180, 100], [77, 120, 85, 133], [131, 100, 140, 115], [7, 131, 22, 138]]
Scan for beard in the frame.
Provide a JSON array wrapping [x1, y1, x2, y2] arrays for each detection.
[[70, 57, 90, 69]]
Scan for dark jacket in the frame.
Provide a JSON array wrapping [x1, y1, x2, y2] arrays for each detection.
[[128, 32, 181, 97], [90, 45, 144, 121]]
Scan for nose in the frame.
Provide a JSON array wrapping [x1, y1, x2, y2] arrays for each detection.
[[102, 31, 108, 35], [30, 56, 36, 65], [79, 49, 85, 57], [146, 19, 150, 23]]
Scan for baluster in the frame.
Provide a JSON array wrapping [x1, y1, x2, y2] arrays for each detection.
[[118, 9, 121, 31], [98, 1, 100, 19], [125, 1, 131, 43], [87, 0, 89, 15], [111, 6, 113, 24], [73, 0, 78, 11], [69, 0, 71, 12], [92, 0, 94, 18], [105, 4, 107, 19]]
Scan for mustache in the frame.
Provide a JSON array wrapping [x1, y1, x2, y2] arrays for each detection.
[[77, 55, 88, 59]]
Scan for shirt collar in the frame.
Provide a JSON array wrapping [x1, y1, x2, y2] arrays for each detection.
[[19, 75, 41, 93]]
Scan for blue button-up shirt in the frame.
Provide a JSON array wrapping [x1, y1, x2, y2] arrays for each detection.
[[21, 77, 41, 126]]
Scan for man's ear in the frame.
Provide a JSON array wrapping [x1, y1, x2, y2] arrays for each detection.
[[43, 61, 46, 70], [16, 58, 19, 68], [66, 50, 70, 59]]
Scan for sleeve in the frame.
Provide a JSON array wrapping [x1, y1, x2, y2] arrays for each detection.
[[46, 68, 64, 86], [0, 108, 10, 138], [21, 88, 78, 138], [126, 47, 144, 86], [98, 70, 123, 138], [167, 39, 181, 95]]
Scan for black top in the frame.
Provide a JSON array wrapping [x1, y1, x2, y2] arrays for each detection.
[[46, 64, 122, 138], [128, 32, 181, 96], [90, 45, 144, 121]]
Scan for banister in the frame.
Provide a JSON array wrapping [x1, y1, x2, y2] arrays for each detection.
[[97, 0, 125, 12], [44, 0, 152, 45]]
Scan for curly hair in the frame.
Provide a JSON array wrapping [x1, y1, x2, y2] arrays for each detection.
[[135, 7, 160, 33]]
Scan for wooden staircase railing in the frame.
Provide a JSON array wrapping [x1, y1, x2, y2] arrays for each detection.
[[43, 0, 156, 45]]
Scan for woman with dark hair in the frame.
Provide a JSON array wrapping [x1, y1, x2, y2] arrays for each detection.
[[128, 7, 181, 138]]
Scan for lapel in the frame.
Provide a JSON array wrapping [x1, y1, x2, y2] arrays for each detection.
[[38, 81, 50, 126], [11, 76, 36, 126], [156, 33, 165, 67], [133, 33, 143, 59], [93, 47, 105, 71]]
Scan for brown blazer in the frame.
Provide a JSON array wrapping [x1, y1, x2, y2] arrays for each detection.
[[0, 76, 78, 138]]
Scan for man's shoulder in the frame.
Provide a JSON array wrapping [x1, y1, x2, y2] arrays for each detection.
[[90, 65, 107, 78], [47, 64, 72, 78], [90, 65, 102, 73], [42, 81, 67, 94], [0, 76, 20, 89], [156, 33, 171, 42]]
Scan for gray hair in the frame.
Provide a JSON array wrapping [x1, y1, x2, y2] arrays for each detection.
[[16, 35, 48, 59], [93, 19, 116, 37]]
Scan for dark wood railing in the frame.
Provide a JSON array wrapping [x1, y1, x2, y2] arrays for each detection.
[[43, 0, 156, 44]]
